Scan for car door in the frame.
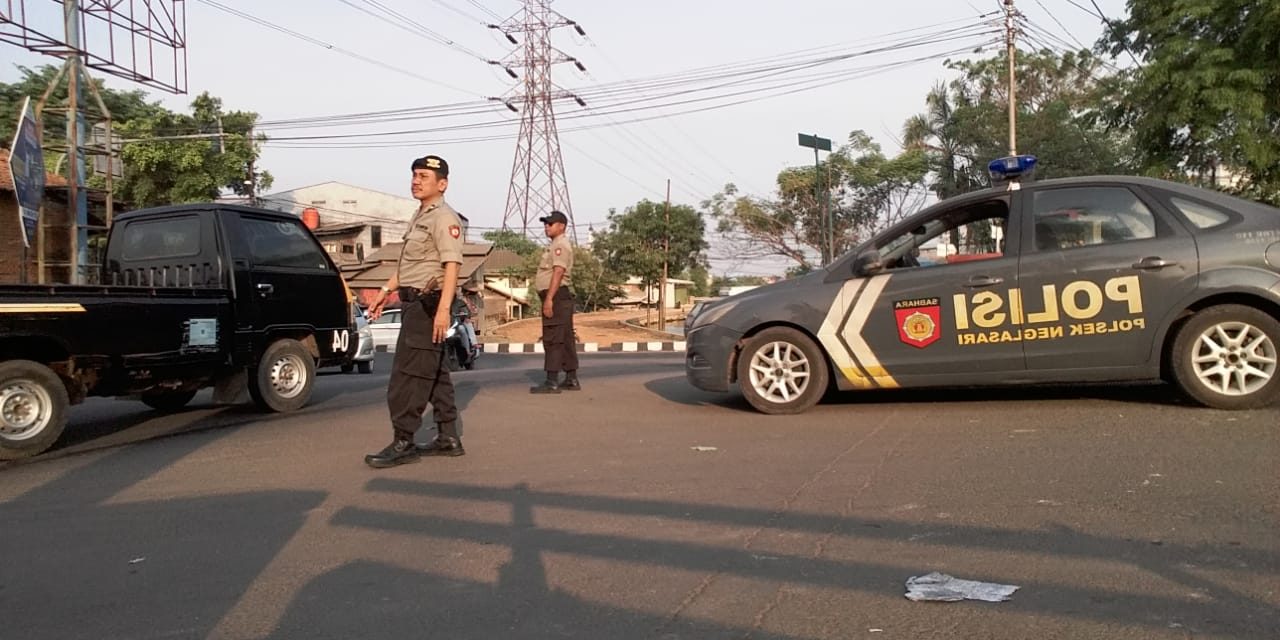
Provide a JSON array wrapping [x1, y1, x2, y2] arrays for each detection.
[[851, 194, 1027, 384], [1016, 183, 1199, 372], [369, 308, 402, 348], [237, 213, 351, 356]]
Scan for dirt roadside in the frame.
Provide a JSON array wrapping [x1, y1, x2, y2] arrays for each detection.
[[483, 308, 685, 344]]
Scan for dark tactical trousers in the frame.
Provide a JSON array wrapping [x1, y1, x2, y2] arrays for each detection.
[[539, 288, 578, 374], [387, 293, 458, 440]]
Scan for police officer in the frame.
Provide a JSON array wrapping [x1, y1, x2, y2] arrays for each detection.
[[530, 210, 579, 393], [365, 154, 466, 468]]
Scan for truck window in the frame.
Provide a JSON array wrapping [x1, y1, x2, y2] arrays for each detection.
[[241, 217, 331, 271], [121, 216, 202, 261]]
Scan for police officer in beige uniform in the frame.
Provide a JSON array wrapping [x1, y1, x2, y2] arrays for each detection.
[[365, 154, 466, 468], [530, 210, 580, 393]]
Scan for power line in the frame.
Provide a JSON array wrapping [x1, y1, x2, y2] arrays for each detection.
[[194, 0, 484, 97], [334, 0, 492, 62]]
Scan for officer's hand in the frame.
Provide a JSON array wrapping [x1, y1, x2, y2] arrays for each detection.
[[369, 297, 385, 320], [433, 309, 450, 343], [542, 298, 553, 318]]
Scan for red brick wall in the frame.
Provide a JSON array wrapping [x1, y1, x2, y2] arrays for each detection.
[[0, 199, 35, 284]]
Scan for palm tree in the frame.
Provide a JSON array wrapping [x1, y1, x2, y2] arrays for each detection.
[[903, 82, 981, 200]]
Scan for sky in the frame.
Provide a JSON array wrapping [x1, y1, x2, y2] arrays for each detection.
[[2, 0, 1132, 277]]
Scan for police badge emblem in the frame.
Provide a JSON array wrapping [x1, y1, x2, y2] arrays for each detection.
[[893, 298, 941, 348]]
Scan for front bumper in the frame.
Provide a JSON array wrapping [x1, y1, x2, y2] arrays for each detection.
[[683, 324, 743, 392]]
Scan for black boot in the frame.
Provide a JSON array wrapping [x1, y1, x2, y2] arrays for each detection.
[[365, 437, 419, 469], [560, 371, 581, 391], [417, 435, 465, 457], [530, 374, 561, 394]]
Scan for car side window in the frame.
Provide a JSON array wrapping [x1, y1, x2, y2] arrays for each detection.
[[240, 216, 331, 270], [1033, 187, 1156, 251], [370, 310, 399, 325], [121, 216, 201, 261], [1169, 197, 1232, 229], [878, 199, 1010, 270]]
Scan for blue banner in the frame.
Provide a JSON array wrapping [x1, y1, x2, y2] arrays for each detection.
[[8, 96, 45, 248]]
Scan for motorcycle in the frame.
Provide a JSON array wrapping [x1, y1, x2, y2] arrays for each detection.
[[444, 306, 479, 371]]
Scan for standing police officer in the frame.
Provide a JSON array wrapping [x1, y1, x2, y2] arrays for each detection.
[[365, 154, 466, 468], [530, 210, 579, 393]]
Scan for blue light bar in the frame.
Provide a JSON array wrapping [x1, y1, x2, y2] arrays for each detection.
[[988, 154, 1038, 181]]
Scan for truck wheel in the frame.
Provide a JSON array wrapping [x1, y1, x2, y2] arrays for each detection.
[[1169, 304, 1280, 409], [0, 360, 70, 460], [357, 361, 373, 374], [141, 390, 198, 412], [736, 327, 829, 415], [248, 339, 315, 412]]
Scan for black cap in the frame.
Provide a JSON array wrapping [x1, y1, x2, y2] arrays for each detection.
[[538, 210, 568, 225], [411, 154, 449, 178]]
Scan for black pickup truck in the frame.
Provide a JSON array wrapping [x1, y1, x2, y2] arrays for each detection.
[[0, 203, 357, 459]]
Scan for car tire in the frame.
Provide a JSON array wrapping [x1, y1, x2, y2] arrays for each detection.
[[357, 361, 373, 374], [141, 389, 198, 412], [1169, 304, 1280, 409], [0, 360, 70, 460], [736, 327, 829, 415], [248, 339, 316, 413], [340, 363, 355, 374]]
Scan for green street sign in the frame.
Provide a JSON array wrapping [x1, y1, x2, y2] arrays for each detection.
[[797, 133, 831, 151]]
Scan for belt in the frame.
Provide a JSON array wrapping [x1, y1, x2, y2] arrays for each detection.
[[399, 287, 439, 303]]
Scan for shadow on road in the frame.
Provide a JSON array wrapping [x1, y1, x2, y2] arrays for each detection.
[[314, 479, 1279, 639]]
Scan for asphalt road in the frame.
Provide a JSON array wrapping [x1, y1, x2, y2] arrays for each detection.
[[1, 353, 1276, 639]]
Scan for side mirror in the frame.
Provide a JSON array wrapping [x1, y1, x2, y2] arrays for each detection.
[[853, 250, 884, 276]]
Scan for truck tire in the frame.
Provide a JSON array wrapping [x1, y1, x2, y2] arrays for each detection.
[[736, 327, 829, 415], [1169, 304, 1280, 409], [141, 390, 198, 412], [248, 339, 316, 413], [0, 360, 70, 460]]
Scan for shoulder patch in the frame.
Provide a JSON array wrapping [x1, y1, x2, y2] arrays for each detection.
[[554, 247, 562, 256], [449, 224, 461, 239]]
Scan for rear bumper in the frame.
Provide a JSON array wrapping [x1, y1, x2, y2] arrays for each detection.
[[683, 324, 742, 393]]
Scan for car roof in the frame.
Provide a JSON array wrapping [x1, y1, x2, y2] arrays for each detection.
[[945, 174, 1269, 210], [114, 203, 299, 224]]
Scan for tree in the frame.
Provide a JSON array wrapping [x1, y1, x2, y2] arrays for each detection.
[[481, 228, 542, 258], [903, 82, 987, 199], [116, 92, 271, 207], [1104, 0, 1280, 203], [591, 199, 708, 302], [571, 246, 625, 312], [914, 48, 1125, 189], [1, 65, 270, 208], [704, 131, 928, 273]]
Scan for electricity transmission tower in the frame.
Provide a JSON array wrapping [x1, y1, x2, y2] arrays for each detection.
[[489, 0, 587, 242]]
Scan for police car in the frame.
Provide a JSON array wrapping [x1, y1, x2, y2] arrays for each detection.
[[684, 156, 1280, 414]]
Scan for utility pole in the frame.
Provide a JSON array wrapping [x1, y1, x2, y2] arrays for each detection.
[[64, 0, 88, 283], [246, 125, 257, 206], [659, 179, 670, 330], [1004, 0, 1018, 156]]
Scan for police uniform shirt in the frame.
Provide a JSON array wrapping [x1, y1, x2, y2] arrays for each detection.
[[535, 234, 574, 291], [398, 200, 465, 291]]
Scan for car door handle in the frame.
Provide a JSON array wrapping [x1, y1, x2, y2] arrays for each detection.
[[1132, 257, 1176, 270], [964, 275, 1004, 288], [256, 283, 275, 296]]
